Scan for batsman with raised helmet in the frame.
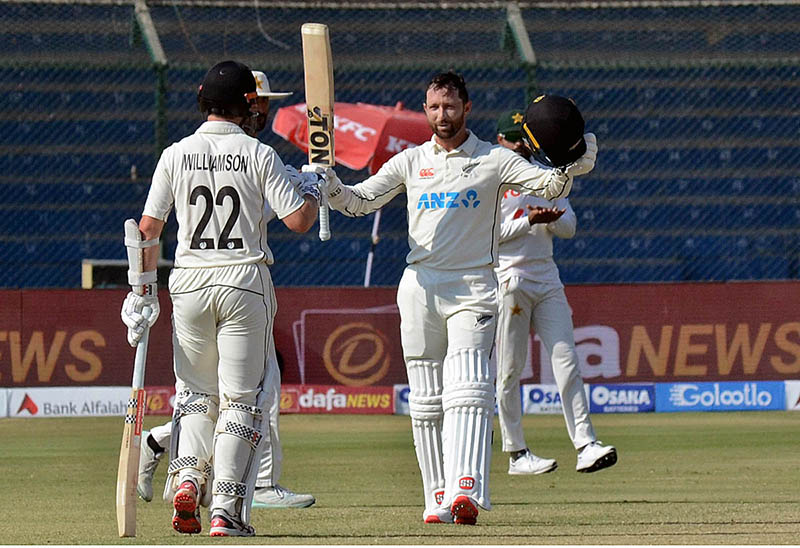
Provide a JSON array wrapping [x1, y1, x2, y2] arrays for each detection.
[[305, 72, 598, 525]]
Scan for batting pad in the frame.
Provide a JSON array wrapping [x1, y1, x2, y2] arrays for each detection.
[[164, 391, 219, 506], [211, 394, 266, 525], [407, 359, 445, 512], [442, 348, 495, 510]]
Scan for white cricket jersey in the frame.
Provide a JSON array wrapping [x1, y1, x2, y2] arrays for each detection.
[[143, 121, 304, 268], [496, 190, 576, 285], [328, 131, 572, 270]]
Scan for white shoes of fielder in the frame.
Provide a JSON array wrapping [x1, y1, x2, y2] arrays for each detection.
[[508, 448, 558, 475], [576, 441, 618, 473], [252, 484, 316, 508], [137, 430, 163, 502]]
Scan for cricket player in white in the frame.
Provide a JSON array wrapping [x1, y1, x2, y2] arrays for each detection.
[[310, 72, 597, 525], [120, 60, 318, 537], [135, 70, 315, 512], [495, 104, 617, 476]]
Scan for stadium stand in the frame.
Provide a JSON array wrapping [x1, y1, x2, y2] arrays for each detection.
[[0, 2, 798, 287]]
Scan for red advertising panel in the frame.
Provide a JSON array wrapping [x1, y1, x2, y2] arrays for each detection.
[[2, 281, 799, 388], [0, 289, 175, 387]]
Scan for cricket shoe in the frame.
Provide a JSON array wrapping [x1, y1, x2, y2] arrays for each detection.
[[209, 511, 255, 537], [252, 484, 315, 509], [508, 448, 558, 475], [172, 480, 202, 534], [423, 506, 454, 524], [576, 441, 618, 473], [137, 431, 163, 502], [450, 495, 479, 526]]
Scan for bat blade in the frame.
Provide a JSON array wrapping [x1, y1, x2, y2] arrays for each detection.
[[116, 385, 146, 537], [301, 22, 334, 241]]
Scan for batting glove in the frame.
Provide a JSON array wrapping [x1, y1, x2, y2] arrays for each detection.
[[301, 164, 343, 199], [286, 164, 321, 202], [563, 133, 597, 177], [121, 287, 159, 347]]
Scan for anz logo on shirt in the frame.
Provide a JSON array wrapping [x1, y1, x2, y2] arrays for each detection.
[[416, 189, 481, 210]]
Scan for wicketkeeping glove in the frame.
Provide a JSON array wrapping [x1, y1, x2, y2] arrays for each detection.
[[120, 287, 159, 347], [563, 132, 597, 177]]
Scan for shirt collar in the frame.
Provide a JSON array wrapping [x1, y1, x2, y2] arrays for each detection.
[[431, 130, 478, 155], [196, 120, 247, 135]]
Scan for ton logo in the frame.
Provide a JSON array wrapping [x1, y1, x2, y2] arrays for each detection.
[[458, 477, 475, 489]]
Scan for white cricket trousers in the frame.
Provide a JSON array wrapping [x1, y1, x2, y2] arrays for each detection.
[[169, 262, 278, 515], [169, 262, 276, 402], [397, 264, 497, 511], [496, 275, 596, 451]]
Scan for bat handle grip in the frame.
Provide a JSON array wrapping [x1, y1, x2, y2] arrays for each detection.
[[319, 206, 330, 241], [318, 177, 331, 241]]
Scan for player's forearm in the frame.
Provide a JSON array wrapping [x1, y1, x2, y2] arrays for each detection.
[[328, 180, 400, 217], [521, 169, 573, 201], [283, 198, 319, 233], [139, 215, 164, 272]]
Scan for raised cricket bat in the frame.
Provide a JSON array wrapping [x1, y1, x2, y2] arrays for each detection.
[[301, 22, 334, 241], [116, 219, 151, 537]]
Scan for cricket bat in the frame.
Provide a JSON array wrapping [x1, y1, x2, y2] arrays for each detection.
[[116, 219, 151, 537], [301, 22, 334, 241]]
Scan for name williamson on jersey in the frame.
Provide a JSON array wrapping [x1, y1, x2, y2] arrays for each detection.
[[182, 153, 249, 173]]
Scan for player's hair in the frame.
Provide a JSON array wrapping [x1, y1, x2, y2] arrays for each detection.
[[425, 71, 469, 104]]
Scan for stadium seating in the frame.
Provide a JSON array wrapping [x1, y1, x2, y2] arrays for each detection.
[[1, 3, 798, 287]]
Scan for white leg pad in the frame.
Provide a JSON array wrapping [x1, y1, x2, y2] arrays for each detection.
[[210, 395, 266, 525], [407, 359, 445, 512], [442, 348, 495, 510], [164, 390, 218, 506]]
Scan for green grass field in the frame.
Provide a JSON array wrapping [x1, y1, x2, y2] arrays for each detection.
[[1, 411, 798, 545]]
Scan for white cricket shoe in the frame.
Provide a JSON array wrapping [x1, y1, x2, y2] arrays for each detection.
[[137, 430, 163, 502], [423, 506, 454, 524], [209, 510, 255, 537], [508, 448, 558, 475], [252, 484, 316, 508], [576, 441, 618, 473]]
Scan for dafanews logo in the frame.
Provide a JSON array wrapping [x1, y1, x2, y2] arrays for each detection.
[[279, 384, 393, 415], [589, 384, 655, 414], [655, 381, 785, 412], [416, 189, 481, 210]]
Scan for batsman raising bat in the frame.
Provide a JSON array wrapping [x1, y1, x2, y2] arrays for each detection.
[[120, 60, 318, 537], [307, 72, 598, 525]]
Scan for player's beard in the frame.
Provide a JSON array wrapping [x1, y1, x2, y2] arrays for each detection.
[[429, 113, 465, 140]]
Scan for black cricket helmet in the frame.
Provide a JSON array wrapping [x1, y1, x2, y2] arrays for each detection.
[[521, 94, 586, 168], [197, 60, 257, 118]]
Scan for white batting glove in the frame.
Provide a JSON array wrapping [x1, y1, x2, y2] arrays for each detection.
[[563, 133, 597, 177], [301, 164, 343, 199], [121, 289, 159, 347], [286, 164, 321, 202]]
